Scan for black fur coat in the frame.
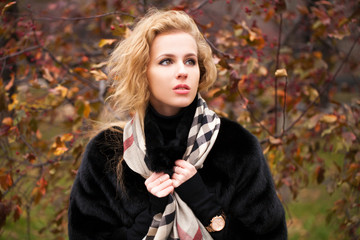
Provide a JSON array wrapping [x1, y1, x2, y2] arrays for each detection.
[[68, 117, 287, 239]]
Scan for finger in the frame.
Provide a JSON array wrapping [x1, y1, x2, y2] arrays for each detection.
[[145, 173, 169, 191], [173, 165, 184, 174], [145, 172, 163, 186], [156, 185, 174, 198], [172, 179, 180, 188], [171, 176, 182, 188], [175, 160, 196, 177], [175, 160, 195, 172], [158, 174, 170, 184], [171, 173, 184, 188], [151, 179, 173, 196], [174, 159, 189, 168], [146, 172, 169, 186]]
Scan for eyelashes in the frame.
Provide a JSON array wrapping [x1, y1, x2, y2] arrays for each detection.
[[159, 58, 197, 66], [186, 59, 197, 65], [159, 58, 172, 65]]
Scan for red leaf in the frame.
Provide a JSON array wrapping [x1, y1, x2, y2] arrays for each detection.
[[0, 201, 12, 229], [315, 166, 325, 184], [0, 173, 13, 190], [24, 153, 36, 164], [13, 205, 22, 222]]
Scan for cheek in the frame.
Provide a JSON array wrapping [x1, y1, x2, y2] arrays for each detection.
[[147, 67, 157, 89], [194, 69, 201, 85]]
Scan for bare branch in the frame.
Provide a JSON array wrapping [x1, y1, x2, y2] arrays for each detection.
[[19, 134, 41, 161], [189, 0, 209, 13], [2, 174, 25, 197], [236, 88, 274, 137], [27, 7, 41, 46], [42, 47, 98, 90], [0, 45, 41, 61], [29, 11, 136, 21], [1, 59, 6, 77], [275, 13, 283, 134], [284, 34, 360, 133], [282, 76, 288, 135], [205, 37, 232, 59]]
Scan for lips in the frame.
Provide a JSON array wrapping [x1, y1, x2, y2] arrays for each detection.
[[173, 84, 190, 90], [173, 84, 191, 94]]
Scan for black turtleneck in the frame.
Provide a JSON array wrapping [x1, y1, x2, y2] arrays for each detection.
[[144, 97, 197, 174], [147, 104, 186, 143]]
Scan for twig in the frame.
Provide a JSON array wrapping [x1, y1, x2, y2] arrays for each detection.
[[19, 134, 40, 160], [42, 47, 98, 90], [0, 45, 41, 61], [30, 11, 136, 21], [236, 87, 274, 136], [27, 7, 40, 46], [205, 37, 232, 59], [142, 0, 148, 14], [275, 13, 283, 134], [26, 203, 31, 240], [284, 34, 360, 133], [0, 59, 6, 77], [2, 175, 24, 197], [282, 76, 288, 135], [189, 0, 209, 13]]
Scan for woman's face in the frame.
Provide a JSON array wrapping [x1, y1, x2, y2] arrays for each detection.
[[147, 31, 200, 116]]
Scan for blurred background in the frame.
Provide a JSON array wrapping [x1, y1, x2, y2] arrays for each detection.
[[0, 0, 359, 239]]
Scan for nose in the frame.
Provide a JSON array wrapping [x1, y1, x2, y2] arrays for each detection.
[[176, 63, 188, 80]]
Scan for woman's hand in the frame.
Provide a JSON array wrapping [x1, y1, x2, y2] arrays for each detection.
[[145, 172, 174, 198], [172, 160, 197, 188]]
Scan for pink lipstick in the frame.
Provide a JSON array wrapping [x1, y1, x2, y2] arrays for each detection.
[[173, 84, 190, 94]]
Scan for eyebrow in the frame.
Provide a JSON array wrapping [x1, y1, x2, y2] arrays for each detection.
[[154, 53, 198, 61]]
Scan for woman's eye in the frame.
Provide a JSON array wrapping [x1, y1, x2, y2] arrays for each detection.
[[159, 59, 172, 65], [185, 59, 197, 65]]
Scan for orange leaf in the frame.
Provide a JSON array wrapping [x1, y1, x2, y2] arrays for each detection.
[[35, 177, 48, 196], [83, 101, 91, 118], [264, 8, 275, 21], [24, 153, 36, 164], [0, 173, 13, 190], [313, 51, 322, 59], [4, 73, 15, 91], [269, 136, 282, 145], [275, 68, 288, 77], [98, 39, 117, 48], [13, 205, 22, 222], [90, 69, 108, 81], [320, 114, 337, 123], [2, 1, 16, 15], [61, 133, 73, 142], [296, 5, 309, 15], [51, 136, 68, 156], [31, 187, 42, 205], [348, 163, 359, 172], [54, 85, 68, 98], [42, 67, 56, 83], [2, 117, 13, 126]]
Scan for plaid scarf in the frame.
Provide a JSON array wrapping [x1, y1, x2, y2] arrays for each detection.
[[123, 94, 220, 240]]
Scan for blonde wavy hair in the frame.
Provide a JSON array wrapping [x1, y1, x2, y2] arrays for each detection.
[[106, 8, 217, 124]]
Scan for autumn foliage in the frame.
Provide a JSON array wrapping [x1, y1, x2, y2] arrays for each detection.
[[0, 0, 359, 239]]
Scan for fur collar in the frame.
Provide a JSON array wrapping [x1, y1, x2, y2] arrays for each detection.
[[144, 98, 197, 174]]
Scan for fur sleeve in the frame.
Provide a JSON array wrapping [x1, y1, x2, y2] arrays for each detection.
[[207, 118, 288, 239], [68, 128, 127, 239], [68, 127, 154, 239]]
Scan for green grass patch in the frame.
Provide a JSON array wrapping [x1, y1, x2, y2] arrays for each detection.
[[287, 184, 344, 240], [1, 204, 57, 240]]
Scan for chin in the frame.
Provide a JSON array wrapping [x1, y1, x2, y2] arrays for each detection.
[[173, 98, 194, 108]]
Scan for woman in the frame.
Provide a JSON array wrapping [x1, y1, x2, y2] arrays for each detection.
[[68, 9, 287, 240]]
